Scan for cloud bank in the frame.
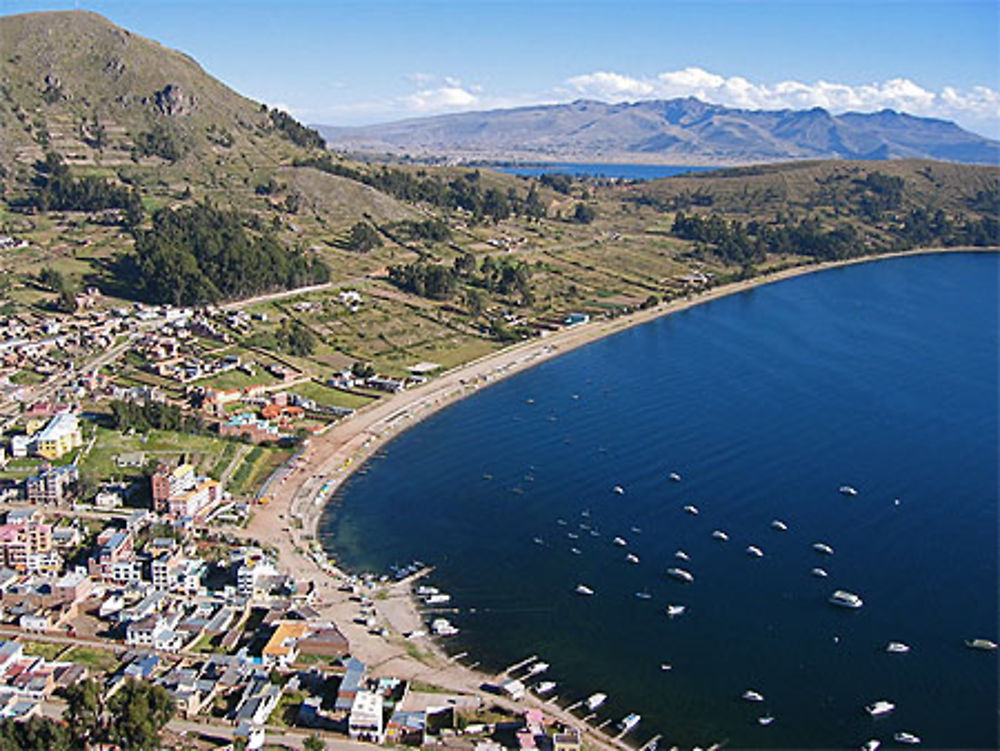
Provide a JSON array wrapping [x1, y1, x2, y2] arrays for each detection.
[[564, 67, 999, 136]]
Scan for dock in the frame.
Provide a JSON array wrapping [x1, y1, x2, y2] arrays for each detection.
[[500, 654, 538, 676], [639, 734, 662, 751]]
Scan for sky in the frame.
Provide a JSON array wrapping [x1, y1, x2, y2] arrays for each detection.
[[2, 0, 999, 137]]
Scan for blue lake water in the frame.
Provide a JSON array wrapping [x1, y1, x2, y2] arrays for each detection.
[[319, 252, 999, 749], [493, 162, 714, 180]]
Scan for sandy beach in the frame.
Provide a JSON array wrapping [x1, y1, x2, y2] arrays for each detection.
[[245, 245, 993, 750]]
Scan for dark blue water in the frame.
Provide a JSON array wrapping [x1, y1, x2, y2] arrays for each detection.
[[319, 252, 999, 749], [494, 162, 714, 180]]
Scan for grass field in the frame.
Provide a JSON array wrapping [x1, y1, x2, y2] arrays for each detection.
[[64, 645, 119, 673]]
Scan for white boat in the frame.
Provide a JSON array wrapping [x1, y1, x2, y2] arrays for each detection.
[[570, 547, 582, 555], [667, 567, 695, 583], [535, 681, 556, 695], [683, 504, 699, 515], [424, 593, 451, 605], [612, 485, 625, 495], [746, 545, 764, 558], [712, 530, 729, 541], [585, 692, 607, 711], [613, 536, 628, 547], [666, 604, 686, 618], [865, 700, 895, 717], [839, 485, 858, 496], [965, 638, 998, 651], [758, 715, 775, 726], [635, 590, 652, 600], [619, 713, 641, 733], [556, 519, 567, 526], [660, 663, 672, 671], [770, 519, 788, 532], [830, 590, 863, 609], [575, 584, 594, 596], [626, 553, 640, 564], [742, 690, 764, 702], [416, 585, 439, 595], [861, 741, 880, 751], [533, 537, 545, 545], [528, 661, 550, 676], [811, 567, 829, 578], [431, 618, 459, 636], [812, 542, 835, 555], [886, 642, 911, 653], [894, 732, 921, 745], [674, 550, 690, 561], [631, 526, 642, 534], [669, 472, 682, 482], [567, 532, 579, 540]]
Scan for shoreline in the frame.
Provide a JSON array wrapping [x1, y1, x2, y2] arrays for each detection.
[[246, 245, 994, 749]]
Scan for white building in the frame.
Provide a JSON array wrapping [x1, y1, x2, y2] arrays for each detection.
[[349, 690, 384, 743]]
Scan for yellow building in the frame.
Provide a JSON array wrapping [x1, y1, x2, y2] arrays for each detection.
[[262, 621, 308, 666], [34, 413, 83, 460]]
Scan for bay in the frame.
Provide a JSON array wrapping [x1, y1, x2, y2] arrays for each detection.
[[492, 162, 715, 180], [318, 252, 999, 749]]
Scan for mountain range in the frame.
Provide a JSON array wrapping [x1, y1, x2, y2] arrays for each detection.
[[318, 98, 999, 165]]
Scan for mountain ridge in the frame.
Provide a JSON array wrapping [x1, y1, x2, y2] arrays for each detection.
[[317, 98, 999, 166]]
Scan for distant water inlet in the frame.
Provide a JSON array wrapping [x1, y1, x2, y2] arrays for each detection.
[[319, 252, 999, 749]]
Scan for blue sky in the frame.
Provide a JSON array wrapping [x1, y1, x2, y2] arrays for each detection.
[[2, 0, 998, 136]]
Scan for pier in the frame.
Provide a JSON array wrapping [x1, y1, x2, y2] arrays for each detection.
[[638, 734, 662, 751], [500, 654, 538, 676]]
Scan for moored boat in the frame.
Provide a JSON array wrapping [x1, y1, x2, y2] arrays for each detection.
[[585, 692, 607, 711], [770, 519, 788, 531], [886, 641, 911, 653], [812, 542, 835, 555], [528, 661, 550, 675], [742, 690, 764, 702], [712, 530, 729, 541], [839, 485, 859, 496], [811, 567, 829, 578], [619, 713, 641, 732], [683, 504, 699, 515], [965, 638, 998, 650], [535, 681, 556, 695], [865, 700, 895, 716], [666, 604, 686, 618], [675, 549, 690, 561], [613, 536, 628, 547], [758, 715, 775, 726], [669, 472, 682, 482], [575, 584, 594, 596], [861, 741, 881, 751], [626, 553, 640, 564], [893, 732, 921, 745], [635, 590, 652, 600], [612, 485, 625, 495], [746, 545, 764, 557], [667, 567, 695, 583], [829, 589, 863, 609]]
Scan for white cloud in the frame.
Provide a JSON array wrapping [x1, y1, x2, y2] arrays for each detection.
[[403, 86, 480, 112], [564, 67, 1000, 136]]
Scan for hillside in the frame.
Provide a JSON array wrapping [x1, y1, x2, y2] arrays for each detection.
[[318, 97, 1000, 166]]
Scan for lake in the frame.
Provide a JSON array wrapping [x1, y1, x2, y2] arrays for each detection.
[[319, 252, 998, 749], [492, 162, 715, 180]]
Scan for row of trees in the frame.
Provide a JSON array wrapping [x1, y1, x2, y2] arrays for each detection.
[[246, 318, 317, 357], [110, 398, 206, 434], [0, 678, 174, 751], [131, 201, 329, 305], [30, 152, 143, 225], [267, 107, 326, 149], [389, 254, 534, 307]]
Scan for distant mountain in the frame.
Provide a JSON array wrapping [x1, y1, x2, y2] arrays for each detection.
[[318, 98, 999, 165]]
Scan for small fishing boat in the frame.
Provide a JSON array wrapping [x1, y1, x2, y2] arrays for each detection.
[[758, 715, 775, 726], [527, 661, 549, 676], [575, 584, 594, 596], [886, 642, 911, 654], [839, 485, 858, 496], [770, 519, 788, 531], [712, 530, 729, 541], [683, 504, 699, 515], [585, 692, 607, 711], [742, 690, 764, 702], [746, 545, 764, 558], [669, 472, 682, 482], [861, 740, 880, 751], [830, 590, 863, 609], [674, 550, 690, 561], [666, 604, 686, 618], [567, 532, 579, 539], [965, 638, 998, 651], [811, 567, 829, 578], [660, 663, 672, 671], [812, 542, 835, 555], [635, 590, 652, 600], [535, 681, 556, 695], [631, 526, 642, 534], [893, 732, 921, 745], [570, 547, 582, 555], [667, 567, 694, 583], [613, 536, 628, 547], [533, 537, 544, 545], [619, 713, 641, 733], [626, 553, 640, 564], [865, 700, 895, 717], [612, 485, 625, 495]]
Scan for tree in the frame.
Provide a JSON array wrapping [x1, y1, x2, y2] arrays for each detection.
[[572, 202, 597, 224], [304, 734, 326, 751], [282, 320, 317, 357], [351, 361, 376, 379], [465, 288, 484, 318], [106, 679, 175, 751], [63, 678, 104, 745], [0, 716, 71, 751], [347, 221, 382, 252]]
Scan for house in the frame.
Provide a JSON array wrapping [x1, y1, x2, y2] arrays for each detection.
[[0, 523, 53, 572], [297, 625, 349, 660], [553, 729, 581, 751], [150, 463, 221, 520], [563, 313, 589, 327], [386, 709, 427, 746], [25, 465, 78, 505], [219, 413, 281, 444], [261, 621, 307, 667], [349, 690, 385, 743], [31, 413, 83, 460], [335, 657, 366, 712]]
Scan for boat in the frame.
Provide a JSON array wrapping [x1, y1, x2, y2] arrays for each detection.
[[619, 713, 641, 733], [712, 530, 729, 541], [585, 693, 607, 711], [581, 509, 591, 518], [626, 553, 640, 564], [666, 604, 686, 618], [886, 642, 911, 653], [839, 485, 858, 496], [535, 681, 556, 695], [533, 537, 545, 545], [865, 700, 895, 716], [631, 526, 643, 534], [431, 618, 459, 636], [893, 732, 921, 745], [567, 532, 579, 539], [812, 542, 835, 555], [770, 519, 788, 531], [667, 567, 694, 583], [528, 661, 550, 676], [758, 715, 775, 726], [861, 741, 881, 751], [742, 690, 764, 702], [589, 530, 600, 537], [811, 567, 829, 578], [613, 536, 628, 547], [829, 590, 863, 609], [556, 518, 567, 526], [424, 593, 451, 605], [683, 504, 699, 515], [669, 472, 682, 482], [570, 547, 582, 555], [746, 545, 764, 557], [675, 550, 690, 561], [660, 663, 672, 671], [635, 590, 653, 600], [575, 584, 594, 596], [965, 638, 998, 651], [612, 485, 625, 495]]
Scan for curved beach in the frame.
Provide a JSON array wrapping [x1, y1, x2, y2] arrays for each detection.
[[246, 245, 994, 749]]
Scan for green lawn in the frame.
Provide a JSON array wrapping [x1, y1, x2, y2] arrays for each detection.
[[290, 380, 376, 410], [228, 446, 292, 497], [20, 640, 66, 660], [79, 425, 238, 480], [64, 645, 119, 673]]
